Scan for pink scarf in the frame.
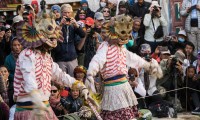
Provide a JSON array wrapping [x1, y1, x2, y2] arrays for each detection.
[[49, 96, 60, 108]]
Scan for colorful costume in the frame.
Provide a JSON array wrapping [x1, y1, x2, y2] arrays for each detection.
[[85, 15, 162, 120], [13, 9, 88, 120]]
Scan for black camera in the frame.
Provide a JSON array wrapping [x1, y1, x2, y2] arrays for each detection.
[[129, 74, 135, 81], [153, 6, 159, 12], [24, 4, 31, 13], [65, 18, 71, 22]]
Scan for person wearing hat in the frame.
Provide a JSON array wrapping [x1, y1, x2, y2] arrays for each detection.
[[75, 0, 94, 20], [51, 5, 61, 25], [74, 65, 87, 82], [143, 1, 167, 52], [117, 0, 129, 15], [177, 30, 187, 43], [138, 43, 163, 106], [180, 0, 200, 55]]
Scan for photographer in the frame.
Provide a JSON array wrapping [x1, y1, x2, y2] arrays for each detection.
[[143, 1, 167, 52], [52, 4, 85, 76], [138, 44, 163, 106]]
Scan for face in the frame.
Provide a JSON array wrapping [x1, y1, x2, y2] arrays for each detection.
[[71, 89, 80, 99], [103, 8, 110, 17], [79, 10, 86, 20], [53, 10, 61, 19], [138, 0, 144, 5], [5, 29, 11, 37], [12, 40, 22, 54], [119, 6, 126, 14], [62, 8, 72, 18], [75, 72, 85, 81], [95, 19, 104, 28], [0, 22, 4, 27], [133, 21, 141, 31], [187, 68, 195, 78], [160, 54, 170, 60], [185, 45, 193, 55], [0, 30, 5, 39], [82, 3, 88, 7], [0, 67, 9, 81], [51, 85, 59, 98]]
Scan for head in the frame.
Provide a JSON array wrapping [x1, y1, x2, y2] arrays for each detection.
[[11, 38, 23, 54], [178, 30, 187, 43], [74, 66, 87, 81], [100, 0, 107, 8], [51, 5, 61, 19], [108, 0, 117, 10], [94, 12, 105, 29], [51, 83, 60, 98], [61, 4, 73, 18], [78, 9, 86, 20], [140, 44, 152, 61], [102, 7, 111, 20], [70, 83, 80, 99], [0, 66, 9, 81], [31, 1, 39, 14], [128, 67, 138, 82], [0, 26, 5, 40], [16, 5, 25, 15], [0, 17, 5, 27], [138, 0, 144, 5], [118, 0, 127, 15], [80, 0, 88, 11], [186, 65, 196, 78], [160, 50, 171, 60], [132, 17, 141, 31], [185, 41, 195, 56]]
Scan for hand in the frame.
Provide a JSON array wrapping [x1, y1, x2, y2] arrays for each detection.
[[60, 17, 67, 26], [154, 46, 160, 55], [85, 75, 96, 93], [156, 7, 161, 17], [149, 6, 154, 14], [56, 103, 64, 111], [81, 88, 89, 100], [193, 75, 198, 81], [0, 95, 4, 103], [197, 5, 200, 10], [129, 81, 138, 88], [186, 7, 191, 13], [70, 18, 79, 28], [175, 62, 183, 74]]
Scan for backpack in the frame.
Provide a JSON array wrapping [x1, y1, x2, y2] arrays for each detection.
[[148, 100, 176, 118]]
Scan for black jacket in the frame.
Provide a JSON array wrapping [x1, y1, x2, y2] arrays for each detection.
[[130, 2, 151, 19], [52, 24, 85, 62]]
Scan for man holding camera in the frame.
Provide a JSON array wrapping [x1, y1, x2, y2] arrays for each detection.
[[180, 0, 200, 55], [52, 4, 85, 76], [143, 1, 167, 52]]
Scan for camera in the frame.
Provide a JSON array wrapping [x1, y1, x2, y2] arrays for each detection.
[[40, 0, 46, 10], [65, 18, 71, 22], [152, 6, 159, 18], [129, 74, 135, 81], [144, 54, 152, 62], [24, 4, 31, 13], [153, 6, 159, 12]]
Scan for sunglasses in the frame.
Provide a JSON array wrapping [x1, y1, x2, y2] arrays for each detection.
[[80, 12, 85, 14], [103, 10, 109, 13], [51, 90, 58, 93]]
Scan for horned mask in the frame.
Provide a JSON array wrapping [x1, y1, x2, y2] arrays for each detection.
[[16, 11, 63, 48]]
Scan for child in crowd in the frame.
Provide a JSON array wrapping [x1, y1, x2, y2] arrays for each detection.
[[74, 65, 87, 83], [60, 82, 83, 113], [184, 65, 200, 115]]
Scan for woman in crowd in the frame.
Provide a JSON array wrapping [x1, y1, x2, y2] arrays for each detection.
[[101, 6, 111, 21], [0, 66, 9, 106], [97, 0, 108, 12], [51, 5, 61, 25]]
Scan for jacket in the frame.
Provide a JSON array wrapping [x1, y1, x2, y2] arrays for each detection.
[[180, 0, 200, 32], [53, 24, 86, 62], [143, 14, 167, 42]]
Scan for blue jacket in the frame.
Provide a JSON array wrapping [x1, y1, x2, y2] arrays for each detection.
[[53, 24, 85, 62]]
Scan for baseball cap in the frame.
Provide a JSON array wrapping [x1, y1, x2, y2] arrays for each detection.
[[94, 12, 104, 20], [174, 51, 185, 63], [161, 50, 171, 55], [178, 30, 187, 37], [85, 17, 94, 26]]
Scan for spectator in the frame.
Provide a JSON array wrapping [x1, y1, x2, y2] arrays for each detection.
[[107, 0, 117, 17], [138, 44, 163, 106], [151, 46, 171, 63], [129, 17, 143, 54], [184, 41, 196, 65], [117, 0, 129, 15], [0, 95, 9, 120], [184, 66, 200, 114], [51, 5, 61, 25], [75, 8, 87, 22], [4, 38, 22, 107], [84, 17, 103, 68], [180, 0, 200, 55], [178, 30, 187, 43], [74, 65, 87, 83], [75, 0, 95, 20], [101, 6, 111, 21], [0, 66, 9, 106], [60, 82, 83, 113], [0, 17, 6, 27], [49, 82, 66, 117], [12, 15, 23, 36], [97, 0, 108, 12], [0, 26, 6, 66], [143, 1, 167, 52], [130, 0, 151, 38], [53, 4, 85, 76]]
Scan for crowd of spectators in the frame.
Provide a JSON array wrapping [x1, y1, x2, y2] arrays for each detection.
[[1, 0, 200, 119]]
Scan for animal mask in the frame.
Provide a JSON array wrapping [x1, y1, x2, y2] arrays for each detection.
[[101, 15, 133, 45], [16, 11, 63, 48]]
